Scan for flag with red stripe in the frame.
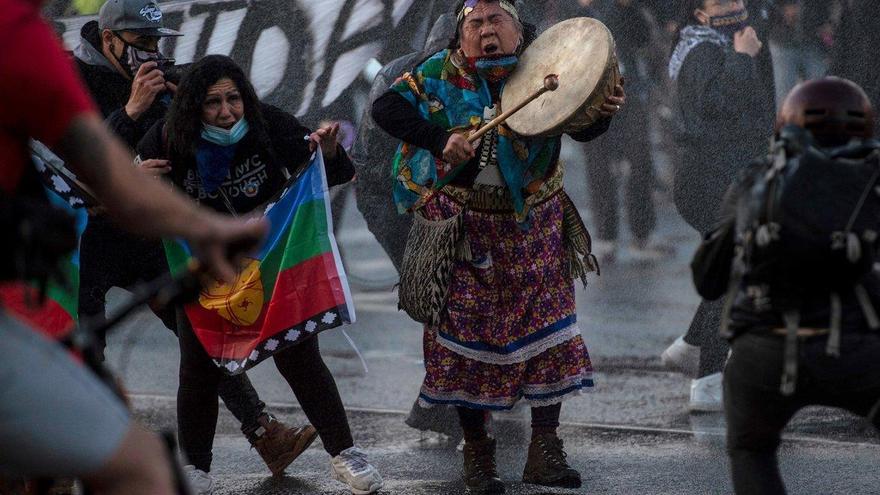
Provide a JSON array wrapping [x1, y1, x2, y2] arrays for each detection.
[[164, 151, 355, 374]]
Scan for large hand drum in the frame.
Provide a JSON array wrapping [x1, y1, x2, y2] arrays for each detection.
[[502, 17, 621, 137]]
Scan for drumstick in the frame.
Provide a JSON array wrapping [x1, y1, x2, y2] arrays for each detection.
[[468, 74, 559, 143]]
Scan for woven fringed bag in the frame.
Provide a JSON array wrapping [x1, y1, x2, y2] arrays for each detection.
[[559, 191, 600, 286], [398, 208, 472, 327]]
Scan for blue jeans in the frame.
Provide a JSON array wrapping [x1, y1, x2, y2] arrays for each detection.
[[769, 42, 827, 108], [724, 332, 880, 494]]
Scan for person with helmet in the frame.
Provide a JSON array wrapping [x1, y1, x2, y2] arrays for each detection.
[[691, 77, 880, 495]]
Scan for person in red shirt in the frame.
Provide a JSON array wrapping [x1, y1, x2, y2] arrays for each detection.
[[0, 0, 266, 493]]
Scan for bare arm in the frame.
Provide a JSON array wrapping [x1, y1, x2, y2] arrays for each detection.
[[56, 114, 266, 281]]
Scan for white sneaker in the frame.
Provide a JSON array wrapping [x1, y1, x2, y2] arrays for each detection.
[[689, 373, 724, 413], [182, 465, 213, 495], [661, 336, 700, 377], [330, 446, 384, 494]]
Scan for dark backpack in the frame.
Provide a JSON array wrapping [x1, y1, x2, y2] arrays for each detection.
[[730, 126, 880, 394], [735, 126, 880, 301]]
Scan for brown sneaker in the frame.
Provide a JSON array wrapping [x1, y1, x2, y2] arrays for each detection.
[[250, 415, 318, 476], [462, 437, 505, 494], [522, 433, 582, 488]]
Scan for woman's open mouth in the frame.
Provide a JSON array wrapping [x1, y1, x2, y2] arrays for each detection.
[[483, 43, 499, 54]]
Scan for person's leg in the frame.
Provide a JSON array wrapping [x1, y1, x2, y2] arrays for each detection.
[[801, 47, 828, 82], [584, 146, 620, 244], [530, 403, 561, 438], [683, 299, 729, 377], [273, 337, 382, 492], [626, 155, 658, 243], [176, 310, 222, 473], [806, 333, 880, 428], [457, 406, 489, 443], [456, 406, 503, 494], [214, 373, 265, 437], [524, 403, 580, 488], [272, 336, 353, 456], [77, 225, 116, 360], [620, 102, 658, 244], [0, 312, 174, 494], [725, 334, 800, 495], [769, 41, 800, 108]]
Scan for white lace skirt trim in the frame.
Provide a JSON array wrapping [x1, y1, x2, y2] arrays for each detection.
[[434, 323, 582, 365]]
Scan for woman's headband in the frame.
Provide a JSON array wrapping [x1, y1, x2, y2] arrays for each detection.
[[457, 0, 519, 24]]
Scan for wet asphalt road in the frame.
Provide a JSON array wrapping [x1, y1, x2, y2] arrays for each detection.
[[104, 139, 879, 493]]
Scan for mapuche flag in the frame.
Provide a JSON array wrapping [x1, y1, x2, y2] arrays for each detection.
[[164, 150, 355, 374], [0, 146, 88, 340]]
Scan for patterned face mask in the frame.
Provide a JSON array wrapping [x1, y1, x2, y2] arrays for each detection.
[[112, 32, 162, 77], [705, 8, 750, 38], [467, 54, 520, 83]]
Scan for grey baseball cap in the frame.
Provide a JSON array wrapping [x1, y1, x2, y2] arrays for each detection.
[[98, 0, 182, 37]]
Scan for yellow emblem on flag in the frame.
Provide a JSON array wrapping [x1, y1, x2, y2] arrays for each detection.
[[199, 258, 264, 326]]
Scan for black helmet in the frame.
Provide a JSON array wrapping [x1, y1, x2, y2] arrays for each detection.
[[777, 77, 875, 147]]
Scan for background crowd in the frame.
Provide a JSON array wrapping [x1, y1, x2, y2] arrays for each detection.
[[37, 0, 880, 424], [10, 0, 879, 492]]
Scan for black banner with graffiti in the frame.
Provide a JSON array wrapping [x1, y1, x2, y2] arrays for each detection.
[[56, 0, 448, 125]]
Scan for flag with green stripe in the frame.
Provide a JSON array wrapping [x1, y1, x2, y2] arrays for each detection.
[[164, 151, 355, 374]]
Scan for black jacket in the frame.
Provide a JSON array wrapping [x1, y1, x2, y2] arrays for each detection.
[[137, 104, 354, 215], [692, 157, 880, 339], [675, 40, 775, 161], [73, 20, 173, 150]]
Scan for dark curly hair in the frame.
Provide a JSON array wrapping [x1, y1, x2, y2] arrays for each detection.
[[165, 55, 271, 167], [448, 0, 537, 54]]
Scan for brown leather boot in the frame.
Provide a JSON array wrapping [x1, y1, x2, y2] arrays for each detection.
[[522, 433, 582, 488], [462, 437, 505, 494], [250, 414, 318, 476]]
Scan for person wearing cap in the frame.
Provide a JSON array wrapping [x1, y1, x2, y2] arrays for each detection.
[[71, 1, 318, 488], [0, 0, 266, 491], [372, 1, 624, 492]]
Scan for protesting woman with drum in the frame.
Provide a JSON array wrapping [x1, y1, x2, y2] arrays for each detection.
[[372, 1, 624, 492], [136, 55, 383, 495]]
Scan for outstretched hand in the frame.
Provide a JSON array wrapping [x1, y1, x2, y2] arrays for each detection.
[[190, 215, 268, 283]]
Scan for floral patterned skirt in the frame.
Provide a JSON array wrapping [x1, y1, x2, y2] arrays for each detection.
[[417, 190, 594, 410]]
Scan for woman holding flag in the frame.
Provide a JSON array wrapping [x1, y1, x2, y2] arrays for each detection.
[[136, 55, 383, 495]]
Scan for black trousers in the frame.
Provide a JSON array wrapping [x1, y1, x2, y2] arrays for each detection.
[[724, 332, 880, 495], [78, 220, 266, 436], [674, 150, 736, 377], [583, 98, 657, 242], [177, 311, 354, 471]]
